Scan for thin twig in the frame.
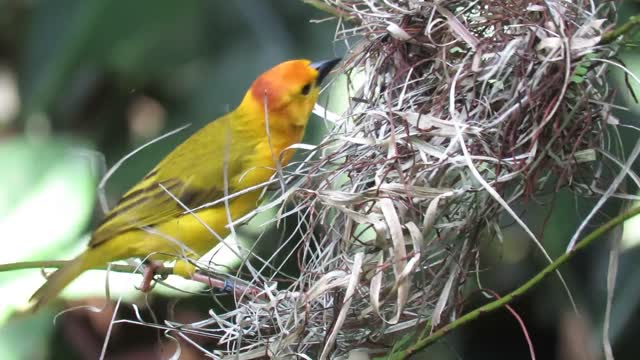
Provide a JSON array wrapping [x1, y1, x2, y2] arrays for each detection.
[[301, 0, 360, 23], [0, 261, 260, 294], [0, 261, 159, 275]]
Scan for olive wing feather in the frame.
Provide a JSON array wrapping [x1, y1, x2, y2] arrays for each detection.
[[89, 116, 244, 247]]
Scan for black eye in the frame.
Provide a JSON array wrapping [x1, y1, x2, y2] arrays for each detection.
[[301, 83, 312, 95]]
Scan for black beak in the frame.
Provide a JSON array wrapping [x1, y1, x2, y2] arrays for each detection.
[[311, 58, 341, 85]]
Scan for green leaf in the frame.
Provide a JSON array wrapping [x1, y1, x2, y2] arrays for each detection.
[[0, 137, 96, 322], [571, 74, 585, 84], [574, 65, 588, 76]]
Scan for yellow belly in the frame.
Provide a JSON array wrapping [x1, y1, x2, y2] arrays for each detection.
[[96, 190, 260, 262]]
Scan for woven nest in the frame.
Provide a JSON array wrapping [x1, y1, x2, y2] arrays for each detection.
[[165, 1, 628, 358]]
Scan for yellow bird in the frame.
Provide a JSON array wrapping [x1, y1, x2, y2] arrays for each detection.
[[29, 58, 340, 309]]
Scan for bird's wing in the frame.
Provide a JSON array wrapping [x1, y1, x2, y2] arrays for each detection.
[[89, 115, 247, 247]]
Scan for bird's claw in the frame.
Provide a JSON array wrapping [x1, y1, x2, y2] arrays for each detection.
[[138, 261, 164, 292]]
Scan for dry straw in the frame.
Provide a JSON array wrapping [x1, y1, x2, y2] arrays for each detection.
[[167, 1, 634, 358]]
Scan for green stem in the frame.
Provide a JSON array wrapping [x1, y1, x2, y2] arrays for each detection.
[[600, 15, 640, 45], [0, 261, 174, 277], [388, 205, 640, 359]]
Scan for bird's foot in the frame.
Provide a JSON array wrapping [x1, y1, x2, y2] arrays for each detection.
[[138, 261, 165, 292]]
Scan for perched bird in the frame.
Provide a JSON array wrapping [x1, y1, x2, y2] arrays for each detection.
[[28, 58, 340, 310]]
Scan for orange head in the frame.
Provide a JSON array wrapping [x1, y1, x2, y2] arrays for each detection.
[[240, 59, 340, 128]]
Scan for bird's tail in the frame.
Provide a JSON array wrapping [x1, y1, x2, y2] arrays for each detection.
[[29, 250, 99, 311]]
